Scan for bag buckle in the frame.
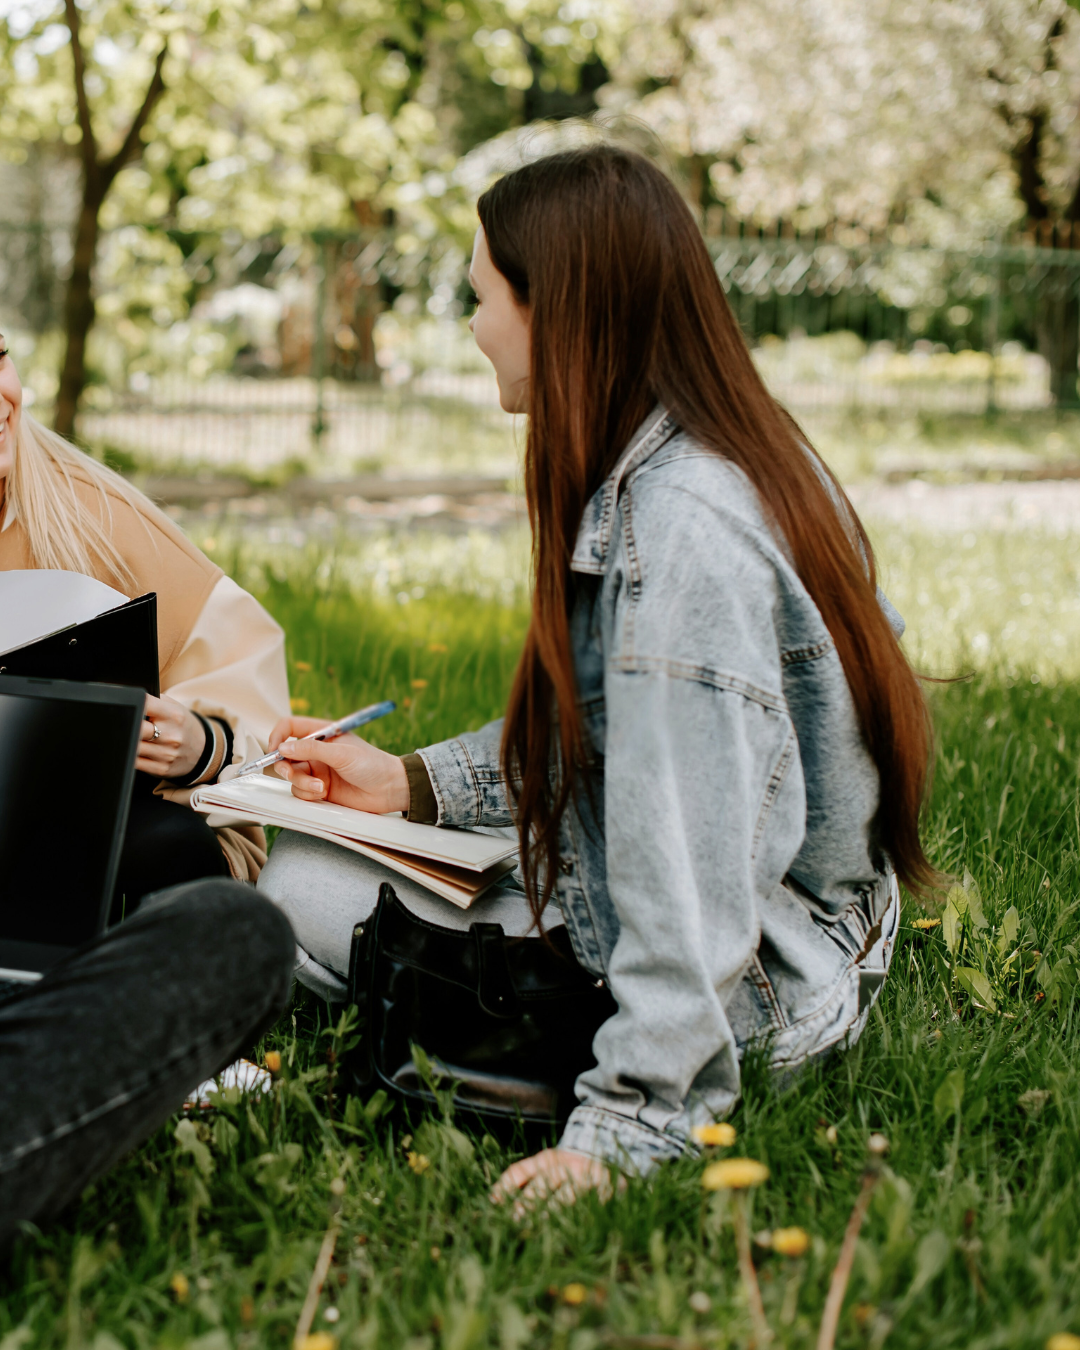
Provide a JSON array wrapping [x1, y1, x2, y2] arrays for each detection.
[[472, 922, 521, 1018]]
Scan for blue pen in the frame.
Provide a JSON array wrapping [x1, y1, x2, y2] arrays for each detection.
[[231, 699, 397, 779]]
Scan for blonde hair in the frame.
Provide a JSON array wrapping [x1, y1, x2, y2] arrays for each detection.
[[8, 414, 143, 592]]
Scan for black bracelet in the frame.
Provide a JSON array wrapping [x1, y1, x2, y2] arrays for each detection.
[[171, 712, 216, 788], [212, 716, 234, 777]]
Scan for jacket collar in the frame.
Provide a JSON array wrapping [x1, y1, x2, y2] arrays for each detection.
[[570, 406, 678, 575]]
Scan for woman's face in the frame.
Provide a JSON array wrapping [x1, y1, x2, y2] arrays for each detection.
[[0, 334, 21, 486], [468, 227, 530, 414]]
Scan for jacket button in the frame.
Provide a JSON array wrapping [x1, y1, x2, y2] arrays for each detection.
[[558, 858, 573, 875]]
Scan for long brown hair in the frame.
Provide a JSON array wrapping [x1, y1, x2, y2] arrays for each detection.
[[478, 146, 934, 917]]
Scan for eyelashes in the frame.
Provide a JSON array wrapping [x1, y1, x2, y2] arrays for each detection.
[[464, 290, 479, 310]]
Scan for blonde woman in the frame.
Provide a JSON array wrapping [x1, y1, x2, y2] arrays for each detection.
[[0, 332, 290, 910]]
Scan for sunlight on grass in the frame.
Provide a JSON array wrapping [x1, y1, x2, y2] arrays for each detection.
[[198, 504, 1080, 684], [6, 511, 1080, 1347], [870, 523, 1080, 680]]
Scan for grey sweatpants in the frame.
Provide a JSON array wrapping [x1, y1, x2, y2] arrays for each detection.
[[257, 830, 541, 1001]]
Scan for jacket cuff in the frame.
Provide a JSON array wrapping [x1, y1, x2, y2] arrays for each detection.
[[402, 753, 438, 824], [558, 1104, 693, 1176], [415, 738, 482, 826]]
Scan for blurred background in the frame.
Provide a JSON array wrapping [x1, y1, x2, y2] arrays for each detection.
[[4, 0, 1080, 681]]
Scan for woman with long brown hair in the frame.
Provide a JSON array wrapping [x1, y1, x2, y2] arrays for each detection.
[[260, 145, 933, 1202]]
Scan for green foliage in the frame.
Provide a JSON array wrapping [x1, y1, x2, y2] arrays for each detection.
[[3, 578, 1080, 1345]]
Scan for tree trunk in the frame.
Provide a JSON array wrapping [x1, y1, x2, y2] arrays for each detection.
[[54, 183, 103, 439], [1036, 283, 1080, 408]]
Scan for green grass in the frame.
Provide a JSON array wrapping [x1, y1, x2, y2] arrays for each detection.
[[3, 542, 1080, 1350]]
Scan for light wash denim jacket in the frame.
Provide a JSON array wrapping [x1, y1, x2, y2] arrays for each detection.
[[418, 408, 902, 1174]]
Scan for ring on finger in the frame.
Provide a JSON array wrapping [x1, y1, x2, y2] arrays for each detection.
[[150, 721, 160, 742]]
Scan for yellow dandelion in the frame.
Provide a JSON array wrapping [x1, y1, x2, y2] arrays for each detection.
[[701, 1158, 770, 1190], [411, 679, 429, 691], [264, 1051, 281, 1073], [693, 1122, 736, 1148], [562, 1283, 588, 1306], [771, 1227, 810, 1257], [290, 698, 310, 713], [407, 1151, 431, 1174], [428, 643, 448, 654], [169, 1272, 190, 1302], [294, 661, 313, 673], [297, 1335, 337, 1350], [1047, 1336, 1080, 1350], [912, 918, 941, 930]]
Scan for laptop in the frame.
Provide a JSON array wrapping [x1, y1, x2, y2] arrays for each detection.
[[0, 675, 144, 998]]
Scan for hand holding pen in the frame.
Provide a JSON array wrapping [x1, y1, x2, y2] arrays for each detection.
[[257, 702, 412, 815], [233, 699, 396, 779]]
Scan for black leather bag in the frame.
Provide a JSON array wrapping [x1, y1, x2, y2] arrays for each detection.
[[344, 882, 617, 1133]]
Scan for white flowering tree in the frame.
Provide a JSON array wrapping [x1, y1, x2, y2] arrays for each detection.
[[0, 0, 611, 430], [605, 0, 1080, 398]]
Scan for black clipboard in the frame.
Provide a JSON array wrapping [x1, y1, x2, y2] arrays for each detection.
[[0, 592, 160, 695]]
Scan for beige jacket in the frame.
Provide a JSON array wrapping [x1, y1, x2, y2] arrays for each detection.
[[0, 464, 290, 880]]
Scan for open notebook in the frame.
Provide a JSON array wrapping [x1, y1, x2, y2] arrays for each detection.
[[190, 774, 518, 909]]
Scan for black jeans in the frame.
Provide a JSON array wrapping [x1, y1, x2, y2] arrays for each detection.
[[111, 775, 230, 923], [0, 879, 294, 1252]]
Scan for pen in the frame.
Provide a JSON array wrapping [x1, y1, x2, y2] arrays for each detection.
[[231, 699, 397, 779]]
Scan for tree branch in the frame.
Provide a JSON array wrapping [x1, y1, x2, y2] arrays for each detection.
[[102, 43, 167, 191], [63, 0, 97, 173]]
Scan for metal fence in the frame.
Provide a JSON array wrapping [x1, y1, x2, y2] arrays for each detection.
[[3, 220, 1080, 474]]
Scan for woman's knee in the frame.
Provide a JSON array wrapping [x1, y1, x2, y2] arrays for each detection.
[[134, 878, 295, 1010], [258, 832, 384, 973]]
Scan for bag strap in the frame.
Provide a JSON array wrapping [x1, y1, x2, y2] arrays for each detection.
[[472, 923, 520, 1018]]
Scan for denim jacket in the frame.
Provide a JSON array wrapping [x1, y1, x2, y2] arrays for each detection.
[[418, 408, 901, 1174]]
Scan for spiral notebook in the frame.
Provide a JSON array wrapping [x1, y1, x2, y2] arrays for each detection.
[[191, 774, 518, 908]]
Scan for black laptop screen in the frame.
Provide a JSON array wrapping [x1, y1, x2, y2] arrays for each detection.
[[0, 689, 136, 950]]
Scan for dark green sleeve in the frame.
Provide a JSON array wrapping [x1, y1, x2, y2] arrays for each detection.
[[401, 752, 438, 824]]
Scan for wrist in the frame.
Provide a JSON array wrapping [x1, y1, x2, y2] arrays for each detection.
[[386, 752, 411, 815]]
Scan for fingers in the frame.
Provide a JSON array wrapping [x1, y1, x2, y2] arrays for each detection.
[[277, 734, 368, 777], [268, 716, 334, 752], [491, 1153, 544, 1202], [491, 1150, 616, 1219], [274, 753, 331, 801]]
